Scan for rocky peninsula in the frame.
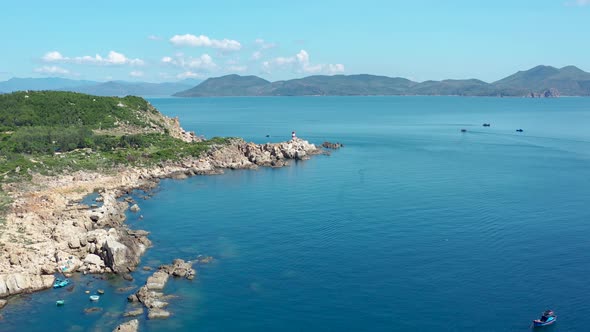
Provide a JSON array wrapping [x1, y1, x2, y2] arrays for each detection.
[[0, 137, 320, 299]]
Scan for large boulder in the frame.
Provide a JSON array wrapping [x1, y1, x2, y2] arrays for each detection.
[[148, 309, 170, 320], [113, 319, 139, 332], [0, 273, 54, 298], [102, 238, 129, 273]]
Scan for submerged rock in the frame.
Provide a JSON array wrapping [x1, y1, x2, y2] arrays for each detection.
[[84, 307, 102, 314], [148, 309, 171, 320], [129, 204, 140, 213], [123, 308, 144, 317], [322, 141, 343, 149]]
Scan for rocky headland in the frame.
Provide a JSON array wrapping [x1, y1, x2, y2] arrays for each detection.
[[0, 137, 321, 301]]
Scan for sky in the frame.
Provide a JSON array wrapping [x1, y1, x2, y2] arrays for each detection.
[[0, 0, 589, 83]]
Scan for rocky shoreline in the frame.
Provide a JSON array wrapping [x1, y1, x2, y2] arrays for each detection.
[[0, 137, 321, 303]]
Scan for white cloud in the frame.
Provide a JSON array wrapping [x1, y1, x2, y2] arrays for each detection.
[[170, 34, 241, 51], [41, 50, 144, 66], [34, 65, 70, 75], [254, 38, 276, 49], [42, 51, 65, 62], [227, 65, 248, 72], [251, 51, 263, 60], [263, 49, 344, 74], [176, 71, 204, 79], [565, 0, 590, 5], [148, 35, 162, 41], [129, 70, 144, 78], [161, 53, 217, 71]]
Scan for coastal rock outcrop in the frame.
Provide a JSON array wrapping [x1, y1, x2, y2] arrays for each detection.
[[113, 319, 139, 332], [0, 137, 319, 299], [0, 273, 54, 298], [135, 259, 195, 320], [322, 141, 343, 149], [526, 88, 560, 98]]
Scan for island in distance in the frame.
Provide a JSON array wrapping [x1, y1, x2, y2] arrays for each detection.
[[174, 65, 590, 97]]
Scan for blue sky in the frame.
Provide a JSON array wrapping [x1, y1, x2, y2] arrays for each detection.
[[0, 0, 588, 82]]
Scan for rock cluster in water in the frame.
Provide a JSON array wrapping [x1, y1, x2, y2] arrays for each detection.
[[526, 88, 560, 98], [321, 141, 344, 149], [129, 259, 196, 320]]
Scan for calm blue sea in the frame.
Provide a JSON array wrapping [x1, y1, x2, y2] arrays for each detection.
[[3, 97, 590, 331]]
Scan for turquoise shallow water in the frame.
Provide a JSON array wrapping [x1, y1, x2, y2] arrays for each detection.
[[2, 97, 590, 331]]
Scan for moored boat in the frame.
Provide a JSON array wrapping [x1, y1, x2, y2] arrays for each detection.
[[533, 310, 557, 327], [53, 278, 71, 289], [56, 300, 65, 306], [89, 295, 100, 301]]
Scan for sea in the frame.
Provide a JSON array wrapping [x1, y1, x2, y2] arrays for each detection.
[[2, 96, 590, 331]]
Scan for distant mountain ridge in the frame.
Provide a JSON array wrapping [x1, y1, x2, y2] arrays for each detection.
[[0, 77, 202, 97], [175, 65, 590, 97]]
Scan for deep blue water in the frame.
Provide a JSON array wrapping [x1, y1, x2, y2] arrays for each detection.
[[2, 97, 590, 331]]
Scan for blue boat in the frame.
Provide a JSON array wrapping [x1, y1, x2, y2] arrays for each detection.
[[533, 310, 557, 327], [53, 278, 71, 289]]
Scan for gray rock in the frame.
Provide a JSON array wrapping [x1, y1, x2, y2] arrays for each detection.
[[83, 254, 104, 267], [113, 319, 139, 332], [123, 308, 143, 317], [84, 307, 102, 314], [148, 309, 170, 320], [68, 237, 81, 249], [129, 204, 140, 213]]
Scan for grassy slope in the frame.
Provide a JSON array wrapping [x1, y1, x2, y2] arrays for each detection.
[[0, 91, 231, 216]]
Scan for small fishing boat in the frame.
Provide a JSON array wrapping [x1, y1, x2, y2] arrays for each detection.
[[482, 123, 491, 127], [89, 295, 100, 301], [461, 129, 467, 132], [56, 300, 65, 306], [97, 289, 105, 295], [516, 129, 524, 132], [53, 278, 71, 288], [533, 310, 557, 327]]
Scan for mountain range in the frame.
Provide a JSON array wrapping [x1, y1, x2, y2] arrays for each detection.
[[175, 65, 590, 97], [1, 65, 589, 97], [0, 77, 202, 97]]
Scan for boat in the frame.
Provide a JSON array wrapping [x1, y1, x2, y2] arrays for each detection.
[[89, 295, 100, 301], [533, 310, 557, 327], [56, 300, 65, 306], [53, 278, 71, 288], [461, 129, 467, 132], [483, 123, 491, 127], [516, 129, 524, 132]]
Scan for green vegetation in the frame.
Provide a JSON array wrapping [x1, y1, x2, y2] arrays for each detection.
[[0, 91, 161, 130], [0, 91, 232, 216]]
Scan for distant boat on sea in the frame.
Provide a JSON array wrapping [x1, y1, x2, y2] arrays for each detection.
[[516, 129, 524, 132]]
